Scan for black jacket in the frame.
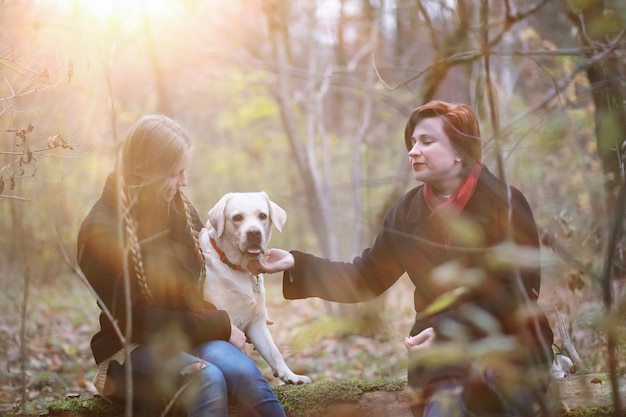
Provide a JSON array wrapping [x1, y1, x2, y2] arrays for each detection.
[[283, 166, 553, 380], [77, 173, 231, 364]]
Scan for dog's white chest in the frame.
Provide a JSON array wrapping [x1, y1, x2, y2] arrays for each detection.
[[250, 274, 262, 294], [202, 261, 267, 330]]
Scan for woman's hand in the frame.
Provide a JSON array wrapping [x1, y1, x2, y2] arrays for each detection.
[[405, 327, 436, 353], [229, 324, 248, 354], [247, 248, 294, 275]]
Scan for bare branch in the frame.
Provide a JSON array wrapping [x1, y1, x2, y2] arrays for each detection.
[[540, 229, 601, 282], [500, 28, 626, 132], [555, 309, 586, 372], [0, 195, 31, 201], [0, 56, 54, 87]]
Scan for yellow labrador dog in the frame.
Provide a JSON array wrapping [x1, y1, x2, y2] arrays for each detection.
[[199, 192, 311, 385]]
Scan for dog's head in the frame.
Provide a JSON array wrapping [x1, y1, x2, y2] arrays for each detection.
[[207, 192, 287, 264]]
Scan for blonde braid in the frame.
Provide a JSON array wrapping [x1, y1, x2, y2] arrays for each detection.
[[180, 192, 207, 291], [119, 182, 157, 306]]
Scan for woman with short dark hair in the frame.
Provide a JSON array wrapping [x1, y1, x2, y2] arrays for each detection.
[[252, 100, 554, 417]]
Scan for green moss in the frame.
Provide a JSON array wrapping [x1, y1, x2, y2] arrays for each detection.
[[46, 395, 121, 416], [45, 379, 406, 417], [273, 377, 406, 417]]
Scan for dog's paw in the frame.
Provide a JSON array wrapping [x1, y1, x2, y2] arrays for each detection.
[[280, 372, 312, 385]]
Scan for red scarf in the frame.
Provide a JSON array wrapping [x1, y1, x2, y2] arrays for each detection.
[[423, 162, 482, 245]]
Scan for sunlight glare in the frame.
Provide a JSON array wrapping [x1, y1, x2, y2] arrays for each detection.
[[78, 0, 177, 19], [69, 0, 183, 35]]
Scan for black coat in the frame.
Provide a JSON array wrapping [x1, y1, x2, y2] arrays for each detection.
[[77, 173, 231, 364], [283, 166, 553, 383]]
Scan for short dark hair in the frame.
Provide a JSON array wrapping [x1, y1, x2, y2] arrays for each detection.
[[404, 100, 482, 163]]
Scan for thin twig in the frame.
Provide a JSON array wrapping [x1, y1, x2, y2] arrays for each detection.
[[56, 229, 127, 346], [600, 170, 626, 416], [555, 308, 585, 372], [540, 229, 601, 282], [0, 195, 31, 201], [19, 267, 30, 414]]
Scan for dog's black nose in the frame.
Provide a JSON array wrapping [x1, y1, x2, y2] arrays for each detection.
[[247, 228, 262, 243]]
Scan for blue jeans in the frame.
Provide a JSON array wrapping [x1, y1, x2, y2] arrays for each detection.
[[107, 340, 286, 417]]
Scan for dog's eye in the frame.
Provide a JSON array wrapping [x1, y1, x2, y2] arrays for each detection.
[[232, 214, 243, 222], [258, 213, 268, 220]]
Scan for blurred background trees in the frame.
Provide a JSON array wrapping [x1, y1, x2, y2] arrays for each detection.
[[1, 0, 625, 412]]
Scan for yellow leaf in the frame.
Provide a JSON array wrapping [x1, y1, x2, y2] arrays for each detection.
[[415, 287, 470, 321]]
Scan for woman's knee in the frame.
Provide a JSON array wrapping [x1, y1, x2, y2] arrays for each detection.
[[175, 364, 229, 416], [182, 364, 228, 401], [195, 363, 227, 391]]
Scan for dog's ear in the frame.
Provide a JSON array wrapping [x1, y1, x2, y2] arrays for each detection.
[[264, 193, 287, 233], [208, 193, 231, 237]]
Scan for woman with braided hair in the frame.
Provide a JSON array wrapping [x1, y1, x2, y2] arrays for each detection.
[[251, 100, 555, 417], [77, 114, 286, 417]]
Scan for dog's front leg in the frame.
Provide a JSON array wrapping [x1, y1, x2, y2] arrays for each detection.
[[246, 320, 311, 385]]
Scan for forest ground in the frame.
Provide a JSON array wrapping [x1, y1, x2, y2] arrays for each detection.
[[0, 269, 620, 417]]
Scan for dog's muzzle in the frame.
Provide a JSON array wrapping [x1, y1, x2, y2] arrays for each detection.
[[243, 228, 264, 255]]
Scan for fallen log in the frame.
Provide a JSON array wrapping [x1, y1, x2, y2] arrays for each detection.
[[549, 373, 626, 415], [44, 374, 625, 417]]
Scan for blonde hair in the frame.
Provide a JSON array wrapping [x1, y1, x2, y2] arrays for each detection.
[[121, 113, 192, 188], [117, 114, 205, 305]]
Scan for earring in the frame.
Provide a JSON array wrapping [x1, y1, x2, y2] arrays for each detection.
[[454, 156, 462, 163]]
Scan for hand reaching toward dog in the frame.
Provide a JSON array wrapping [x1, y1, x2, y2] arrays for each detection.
[[248, 248, 295, 275], [405, 327, 436, 353]]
